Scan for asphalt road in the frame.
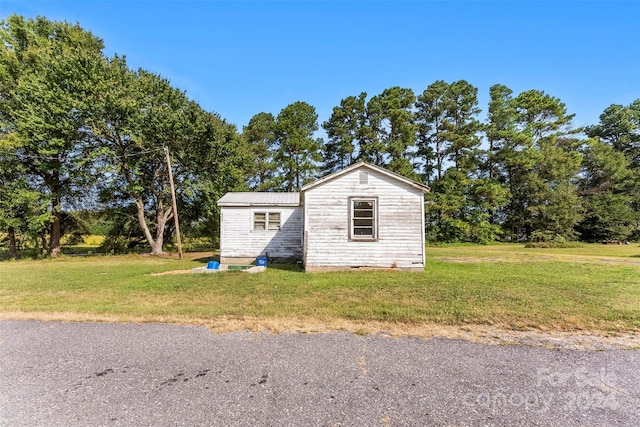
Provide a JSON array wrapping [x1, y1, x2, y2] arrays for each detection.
[[0, 320, 638, 426]]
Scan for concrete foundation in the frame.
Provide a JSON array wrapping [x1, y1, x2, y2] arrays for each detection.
[[191, 265, 266, 274], [303, 265, 424, 272]]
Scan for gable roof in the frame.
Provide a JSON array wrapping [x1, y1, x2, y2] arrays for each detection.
[[300, 161, 430, 193], [217, 192, 300, 207]]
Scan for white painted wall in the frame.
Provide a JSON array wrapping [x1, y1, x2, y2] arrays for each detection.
[[220, 206, 303, 260], [303, 168, 425, 269]]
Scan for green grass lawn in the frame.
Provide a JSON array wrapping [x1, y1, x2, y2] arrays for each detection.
[[0, 244, 639, 333]]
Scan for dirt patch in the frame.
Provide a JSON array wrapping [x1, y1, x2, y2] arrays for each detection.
[[203, 316, 640, 351], [436, 257, 511, 263], [599, 258, 640, 265], [149, 270, 193, 276]]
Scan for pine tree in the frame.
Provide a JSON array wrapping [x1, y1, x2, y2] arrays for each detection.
[[243, 112, 278, 190], [321, 93, 366, 174], [274, 101, 323, 191]]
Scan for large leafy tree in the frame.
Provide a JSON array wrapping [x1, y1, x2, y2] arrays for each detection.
[[89, 62, 173, 254], [0, 140, 51, 259], [0, 14, 105, 256], [88, 58, 239, 255], [274, 101, 323, 191], [182, 110, 248, 244], [91, 59, 247, 254]]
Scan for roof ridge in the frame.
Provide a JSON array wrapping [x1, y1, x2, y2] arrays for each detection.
[[300, 161, 430, 192]]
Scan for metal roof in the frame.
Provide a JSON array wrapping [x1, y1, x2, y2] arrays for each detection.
[[217, 192, 300, 207]]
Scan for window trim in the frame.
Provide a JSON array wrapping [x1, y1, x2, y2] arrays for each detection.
[[349, 197, 378, 241], [253, 211, 281, 232]]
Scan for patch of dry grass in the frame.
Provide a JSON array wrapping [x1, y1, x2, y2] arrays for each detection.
[[1, 311, 638, 350]]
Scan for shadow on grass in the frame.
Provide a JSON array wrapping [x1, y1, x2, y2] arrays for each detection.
[[192, 254, 219, 264], [265, 263, 303, 272], [188, 255, 303, 271]]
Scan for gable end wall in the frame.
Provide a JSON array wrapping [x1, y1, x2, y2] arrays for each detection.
[[303, 168, 425, 270]]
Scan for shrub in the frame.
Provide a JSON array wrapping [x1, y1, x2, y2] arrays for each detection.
[[525, 231, 582, 248]]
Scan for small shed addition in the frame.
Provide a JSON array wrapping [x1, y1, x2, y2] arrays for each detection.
[[217, 162, 429, 271], [217, 192, 303, 264]]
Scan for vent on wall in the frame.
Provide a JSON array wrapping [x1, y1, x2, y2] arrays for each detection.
[[359, 171, 368, 185]]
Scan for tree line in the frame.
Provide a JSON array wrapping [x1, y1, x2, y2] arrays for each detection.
[[0, 15, 246, 258], [245, 85, 640, 245], [1, 15, 639, 259]]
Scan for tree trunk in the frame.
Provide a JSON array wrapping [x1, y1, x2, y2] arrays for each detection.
[[150, 237, 165, 255], [153, 203, 168, 255], [48, 166, 63, 258], [135, 198, 161, 255], [488, 138, 494, 180], [49, 194, 62, 257], [133, 196, 172, 256], [8, 227, 18, 260], [436, 139, 443, 181]]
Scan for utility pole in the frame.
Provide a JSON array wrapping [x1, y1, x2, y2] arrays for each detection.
[[164, 146, 183, 259]]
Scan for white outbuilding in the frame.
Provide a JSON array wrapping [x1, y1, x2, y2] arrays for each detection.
[[217, 162, 430, 271]]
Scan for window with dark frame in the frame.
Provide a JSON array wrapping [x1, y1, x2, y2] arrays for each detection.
[[351, 198, 376, 240], [253, 212, 281, 231]]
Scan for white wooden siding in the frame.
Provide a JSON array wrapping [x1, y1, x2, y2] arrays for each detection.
[[303, 168, 425, 269], [220, 206, 303, 259]]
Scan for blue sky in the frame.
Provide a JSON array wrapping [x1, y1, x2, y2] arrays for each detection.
[[2, 1, 639, 133]]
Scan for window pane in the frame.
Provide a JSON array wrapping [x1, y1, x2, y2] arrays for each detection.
[[354, 218, 373, 226], [254, 212, 266, 230], [268, 212, 280, 230], [353, 209, 373, 218], [354, 201, 373, 210], [354, 227, 373, 236]]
